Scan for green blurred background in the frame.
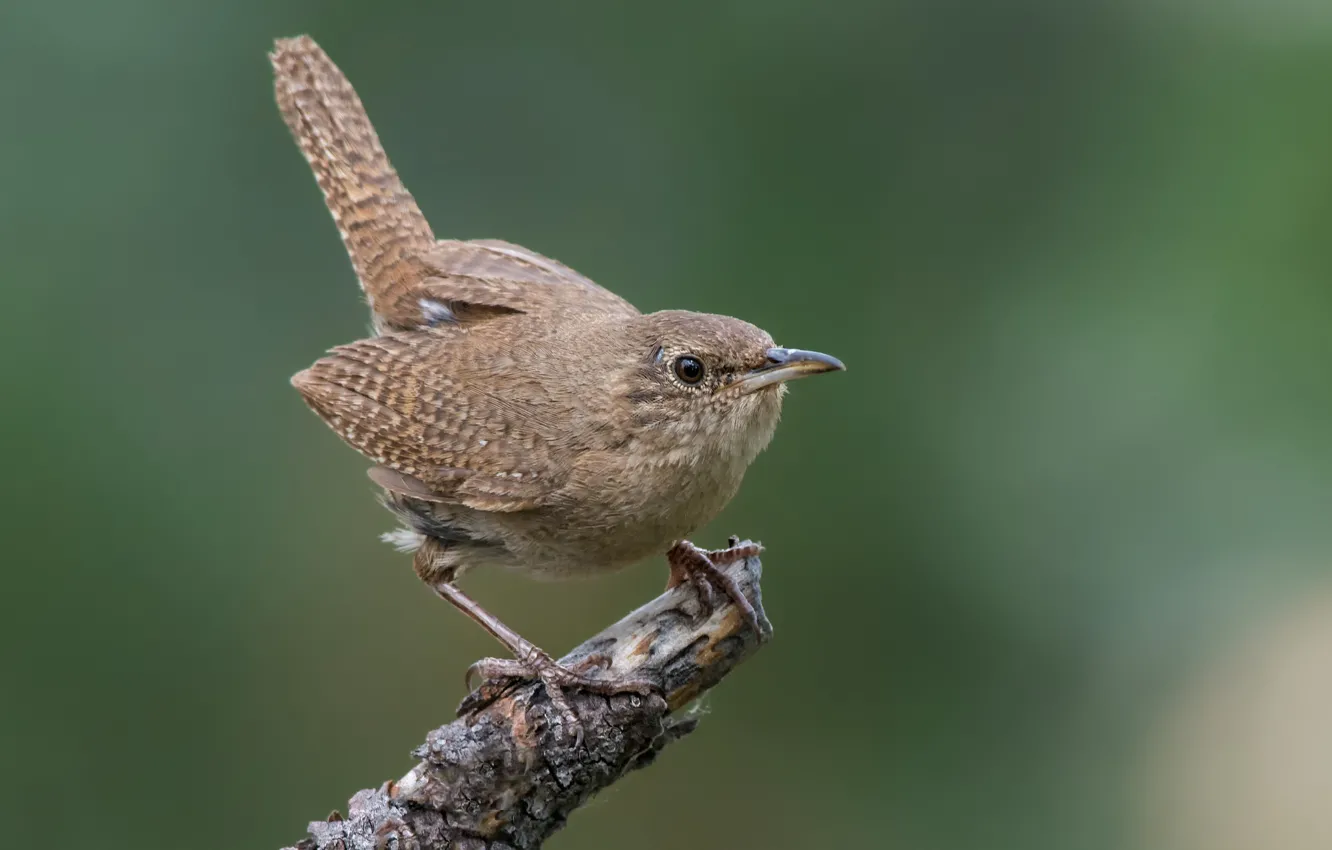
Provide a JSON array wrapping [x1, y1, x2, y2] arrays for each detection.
[[4, 1, 1332, 848]]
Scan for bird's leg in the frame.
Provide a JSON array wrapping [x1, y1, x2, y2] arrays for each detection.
[[666, 537, 768, 642], [413, 540, 656, 739], [430, 580, 656, 736]]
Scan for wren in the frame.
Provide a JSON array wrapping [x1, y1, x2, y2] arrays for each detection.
[[272, 36, 844, 722]]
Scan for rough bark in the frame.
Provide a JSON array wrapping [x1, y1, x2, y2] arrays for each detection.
[[282, 546, 771, 850]]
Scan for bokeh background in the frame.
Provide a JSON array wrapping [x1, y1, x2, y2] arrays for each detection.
[[4, 1, 1332, 848]]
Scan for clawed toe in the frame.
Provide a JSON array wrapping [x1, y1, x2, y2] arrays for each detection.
[[458, 651, 659, 745], [688, 570, 718, 610], [458, 657, 528, 716], [705, 541, 762, 566], [666, 539, 767, 642]]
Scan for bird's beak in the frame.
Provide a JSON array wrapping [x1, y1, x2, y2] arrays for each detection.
[[721, 347, 846, 395]]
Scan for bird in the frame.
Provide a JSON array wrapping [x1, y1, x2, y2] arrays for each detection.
[[271, 36, 844, 724]]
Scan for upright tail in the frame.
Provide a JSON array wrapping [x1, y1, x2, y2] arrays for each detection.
[[271, 36, 435, 327]]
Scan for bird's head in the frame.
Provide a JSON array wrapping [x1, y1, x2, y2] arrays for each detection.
[[614, 310, 844, 464]]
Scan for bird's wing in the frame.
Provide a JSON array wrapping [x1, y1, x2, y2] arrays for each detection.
[[291, 330, 570, 511], [410, 239, 639, 324], [271, 36, 637, 332]]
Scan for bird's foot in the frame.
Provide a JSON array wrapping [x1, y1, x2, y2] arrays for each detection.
[[666, 537, 768, 641], [458, 649, 657, 747]]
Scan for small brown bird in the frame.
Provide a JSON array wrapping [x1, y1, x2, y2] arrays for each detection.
[[271, 36, 844, 720]]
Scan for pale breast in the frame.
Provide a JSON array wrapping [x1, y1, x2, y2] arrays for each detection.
[[418, 387, 784, 581], [513, 442, 751, 576]]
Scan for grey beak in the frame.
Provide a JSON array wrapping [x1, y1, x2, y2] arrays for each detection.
[[723, 347, 846, 394]]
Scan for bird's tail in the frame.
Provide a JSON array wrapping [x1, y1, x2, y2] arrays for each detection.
[[271, 36, 435, 322]]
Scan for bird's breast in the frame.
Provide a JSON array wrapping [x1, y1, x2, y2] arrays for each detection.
[[518, 439, 750, 570], [477, 392, 783, 579]]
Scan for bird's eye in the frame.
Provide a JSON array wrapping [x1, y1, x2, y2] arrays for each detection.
[[673, 355, 705, 385]]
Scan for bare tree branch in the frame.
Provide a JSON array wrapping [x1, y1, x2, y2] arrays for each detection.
[[282, 547, 770, 850]]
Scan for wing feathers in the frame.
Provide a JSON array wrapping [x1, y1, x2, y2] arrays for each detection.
[[414, 240, 638, 320], [293, 332, 565, 510]]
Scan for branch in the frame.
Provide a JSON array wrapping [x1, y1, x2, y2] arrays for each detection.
[[282, 546, 771, 850]]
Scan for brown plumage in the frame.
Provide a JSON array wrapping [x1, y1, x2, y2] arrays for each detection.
[[273, 36, 844, 726]]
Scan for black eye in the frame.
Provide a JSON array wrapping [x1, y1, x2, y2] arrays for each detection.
[[673, 355, 705, 384]]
